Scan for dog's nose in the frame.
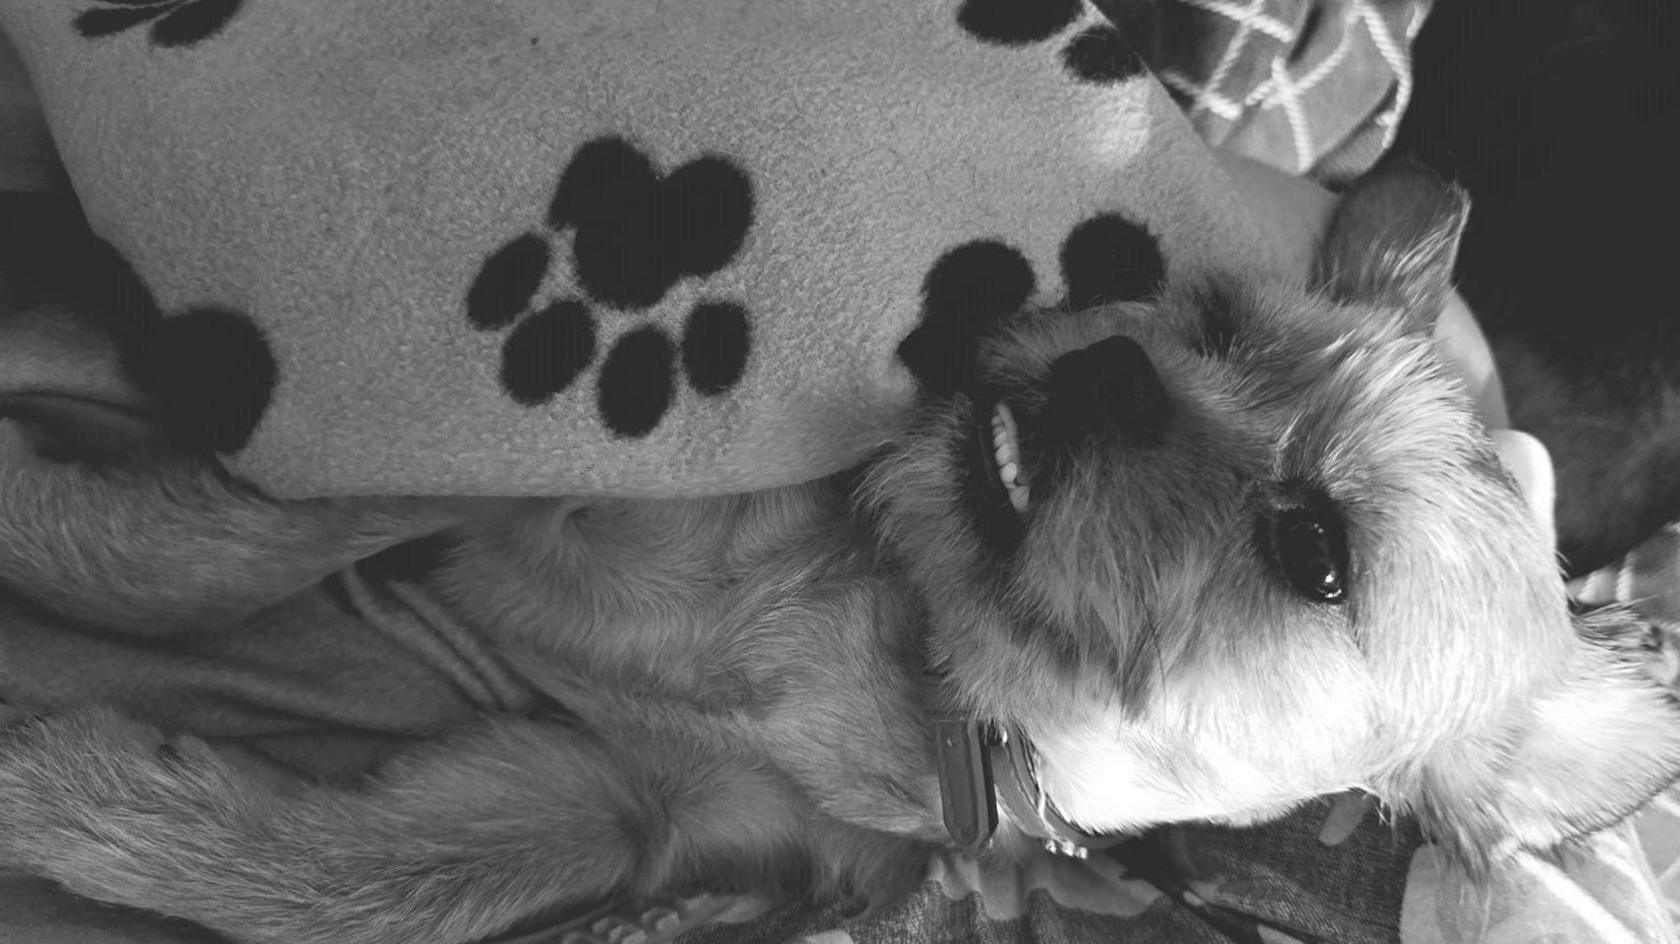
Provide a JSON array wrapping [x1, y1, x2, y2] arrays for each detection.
[[1047, 336, 1170, 443]]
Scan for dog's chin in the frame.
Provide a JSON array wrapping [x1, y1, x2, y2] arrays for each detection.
[[1032, 745, 1348, 838], [1033, 757, 1313, 836], [1024, 687, 1375, 839], [1199, 801, 1312, 829]]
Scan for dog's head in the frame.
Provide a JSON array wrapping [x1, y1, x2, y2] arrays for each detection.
[[864, 165, 1680, 867]]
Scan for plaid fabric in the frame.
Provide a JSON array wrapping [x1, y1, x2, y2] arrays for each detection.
[[1148, 0, 1430, 182], [1577, 525, 1680, 939], [504, 798, 1676, 944], [518, 797, 1418, 944]]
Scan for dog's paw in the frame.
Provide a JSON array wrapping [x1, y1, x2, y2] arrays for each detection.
[[0, 707, 237, 894], [0, 705, 220, 778]]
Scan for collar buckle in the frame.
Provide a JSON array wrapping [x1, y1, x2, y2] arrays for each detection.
[[932, 715, 998, 853], [930, 705, 1118, 858]]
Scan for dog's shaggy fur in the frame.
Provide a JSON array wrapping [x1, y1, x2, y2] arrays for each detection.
[[2, 168, 1680, 944]]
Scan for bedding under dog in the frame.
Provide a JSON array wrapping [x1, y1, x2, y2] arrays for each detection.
[[0, 0, 1673, 941]]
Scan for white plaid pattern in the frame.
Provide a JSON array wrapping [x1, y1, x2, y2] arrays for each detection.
[[1572, 523, 1680, 936], [1639, 789, 1680, 932], [1155, 0, 1421, 177]]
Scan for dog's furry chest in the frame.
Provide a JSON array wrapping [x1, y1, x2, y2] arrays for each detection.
[[417, 484, 948, 839], [435, 485, 933, 730]]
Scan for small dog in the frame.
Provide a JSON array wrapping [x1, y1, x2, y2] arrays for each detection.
[[2, 167, 1679, 944]]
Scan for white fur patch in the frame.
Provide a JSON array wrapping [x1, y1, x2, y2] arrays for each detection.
[[1028, 659, 1375, 833]]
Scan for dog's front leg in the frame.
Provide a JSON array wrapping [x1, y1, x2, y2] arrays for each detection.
[[0, 429, 469, 632], [0, 707, 651, 944], [0, 705, 839, 944]]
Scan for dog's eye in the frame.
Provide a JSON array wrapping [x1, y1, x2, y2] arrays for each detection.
[[1265, 506, 1348, 603]]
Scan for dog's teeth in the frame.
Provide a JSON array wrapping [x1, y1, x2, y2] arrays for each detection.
[[1006, 481, 1030, 513], [990, 402, 1030, 512]]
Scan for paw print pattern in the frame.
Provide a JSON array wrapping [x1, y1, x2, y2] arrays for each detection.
[[54, 236, 278, 454], [122, 307, 278, 453], [466, 137, 754, 439], [74, 0, 244, 47], [956, 0, 1154, 84], [898, 213, 1164, 394]]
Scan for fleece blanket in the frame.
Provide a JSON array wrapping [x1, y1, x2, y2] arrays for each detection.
[[0, 0, 1423, 501], [2, 0, 1674, 942]]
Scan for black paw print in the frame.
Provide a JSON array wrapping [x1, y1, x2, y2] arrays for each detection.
[[74, 0, 244, 47], [122, 306, 276, 453], [27, 230, 277, 455], [956, 0, 1155, 84], [466, 137, 754, 439], [898, 213, 1165, 394]]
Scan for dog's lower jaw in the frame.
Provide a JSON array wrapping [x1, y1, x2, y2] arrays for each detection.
[[987, 657, 1377, 840]]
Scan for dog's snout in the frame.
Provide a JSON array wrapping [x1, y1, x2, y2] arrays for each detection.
[[1047, 336, 1169, 443]]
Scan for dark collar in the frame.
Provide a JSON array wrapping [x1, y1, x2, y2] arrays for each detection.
[[924, 670, 1120, 858]]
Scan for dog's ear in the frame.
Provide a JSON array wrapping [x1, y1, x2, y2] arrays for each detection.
[[1417, 609, 1680, 872], [1313, 161, 1470, 335]]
